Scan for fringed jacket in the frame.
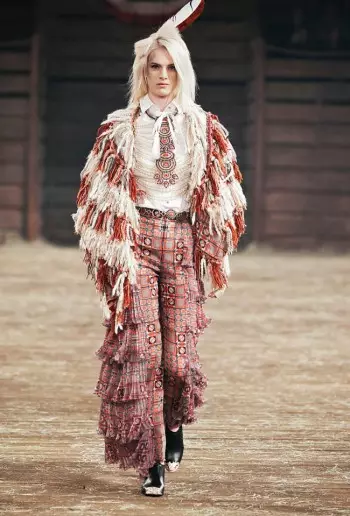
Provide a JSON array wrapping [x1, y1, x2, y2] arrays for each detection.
[[73, 102, 247, 333]]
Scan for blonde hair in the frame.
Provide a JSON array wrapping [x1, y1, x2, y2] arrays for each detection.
[[128, 28, 197, 112]]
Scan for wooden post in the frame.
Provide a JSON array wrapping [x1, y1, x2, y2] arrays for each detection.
[[251, 38, 266, 243], [26, 23, 41, 240]]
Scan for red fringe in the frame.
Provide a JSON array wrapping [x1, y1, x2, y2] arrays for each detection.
[[115, 277, 131, 327], [83, 202, 96, 225], [211, 261, 227, 291], [76, 176, 90, 207], [213, 126, 229, 154], [234, 212, 245, 236], [207, 163, 220, 197], [234, 162, 243, 183], [191, 185, 205, 213], [226, 220, 239, 248], [123, 278, 131, 310], [194, 248, 202, 279], [96, 259, 108, 293], [97, 122, 113, 138], [107, 155, 124, 185], [213, 149, 227, 177], [94, 211, 106, 232], [111, 215, 127, 241], [129, 172, 138, 202]]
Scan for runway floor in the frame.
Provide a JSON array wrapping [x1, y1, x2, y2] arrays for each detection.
[[1, 241, 349, 515]]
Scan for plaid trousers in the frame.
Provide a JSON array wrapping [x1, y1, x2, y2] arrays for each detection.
[[94, 213, 209, 477]]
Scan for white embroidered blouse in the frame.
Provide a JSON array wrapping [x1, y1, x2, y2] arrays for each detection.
[[134, 94, 191, 213]]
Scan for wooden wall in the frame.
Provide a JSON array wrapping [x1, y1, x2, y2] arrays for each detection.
[[248, 46, 350, 250], [0, 1, 33, 237], [41, 0, 255, 243]]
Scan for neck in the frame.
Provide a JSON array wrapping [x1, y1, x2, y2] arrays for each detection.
[[148, 93, 174, 112]]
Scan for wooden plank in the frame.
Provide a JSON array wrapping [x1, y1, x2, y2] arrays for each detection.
[[0, 185, 23, 208], [26, 30, 42, 240], [47, 82, 126, 101], [264, 213, 315, 237], [45, 140, 93, 165], [0, 142, 26, 163], [47, 99, 120, 123], [264, 81, 350, 104], [261, 235, 322, 250], [48, 58, 250, 82], [202, 0, 255, 19], [43, 208, 77, 231], [264, 191, 350, 214], [0, 116, 27, 139], [0, 98, 28, 116], [264, 212, 350, 238], [199, 84, 246, 104], [264, 124, 350, 146], [0, 164, 25, 185], [44, 167, 80, 185], [267, 146, 350, 169], [42, 226, 78, 244], [48, 58, 131, 80], [266, 169, 350, 193], [43, 0, 107, 16], [0, 209, 22, 230], [52, 19, 253, 43], [267, 60, 350, 80], [50, 39, 250, 62], [0, 51, 30, 72], [43, 186, 77, 206], [264, 104, 350, 124], [0, 74, 30, 94], [250, 38, 266, 243], [0, 39, 30, 51]]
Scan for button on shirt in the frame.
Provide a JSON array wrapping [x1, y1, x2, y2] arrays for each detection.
[[133, 94, 191, 213]]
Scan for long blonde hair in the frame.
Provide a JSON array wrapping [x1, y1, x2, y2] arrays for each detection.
[[128, 26, 197, 112]]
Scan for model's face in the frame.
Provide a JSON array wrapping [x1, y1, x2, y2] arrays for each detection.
[[146, 47, 178, 100]]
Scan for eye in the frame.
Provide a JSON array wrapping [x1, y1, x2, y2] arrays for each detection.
[[168, 65, 176, 71], [150, 63, 159, 69]]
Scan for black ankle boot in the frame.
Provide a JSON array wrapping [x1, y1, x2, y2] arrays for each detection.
[[141, 463, 165, 496], [165, 425, 184, 472]]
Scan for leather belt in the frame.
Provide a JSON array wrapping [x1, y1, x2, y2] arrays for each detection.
[[136, 206, 190, 222]]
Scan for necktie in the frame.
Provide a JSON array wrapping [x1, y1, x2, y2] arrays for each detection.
[[154, 115, 178, 189]]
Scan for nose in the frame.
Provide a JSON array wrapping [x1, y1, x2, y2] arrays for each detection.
[[160, 67, 168, 80]]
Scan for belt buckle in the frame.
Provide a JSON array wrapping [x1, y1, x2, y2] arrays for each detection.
[[165, 209, 177, 220]]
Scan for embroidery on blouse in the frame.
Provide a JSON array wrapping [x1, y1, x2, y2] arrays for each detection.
[[155, 116, 178, 188]]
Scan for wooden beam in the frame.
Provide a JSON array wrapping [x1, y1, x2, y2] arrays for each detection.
[[251, 38, 266, 243], [26, 29, 41, 240]]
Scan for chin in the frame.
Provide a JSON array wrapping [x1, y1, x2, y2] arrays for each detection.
[[157, 87, 172, 96]]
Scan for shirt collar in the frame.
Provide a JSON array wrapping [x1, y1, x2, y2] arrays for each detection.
[[139, 94, 183, 116]]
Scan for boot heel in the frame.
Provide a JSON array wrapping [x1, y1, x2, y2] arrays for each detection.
[[141, 463, 165, 497], [165, 425, 184, 472]]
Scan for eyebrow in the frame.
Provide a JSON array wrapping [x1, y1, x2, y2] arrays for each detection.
[[149, 61, 175, 66]]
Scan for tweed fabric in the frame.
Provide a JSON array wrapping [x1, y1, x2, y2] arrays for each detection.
[[94, 213, 209, 476]]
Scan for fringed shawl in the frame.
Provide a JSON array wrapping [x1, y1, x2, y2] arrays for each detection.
[[73, 103, 247, 333]]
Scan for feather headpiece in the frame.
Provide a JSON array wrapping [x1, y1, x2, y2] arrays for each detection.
[[134, 0, 205, 58]]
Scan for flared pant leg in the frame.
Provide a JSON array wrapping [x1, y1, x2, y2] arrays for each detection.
[[95, 215, 209, 477]]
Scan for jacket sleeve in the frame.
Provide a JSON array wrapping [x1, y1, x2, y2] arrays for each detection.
[[72, 115, 138, 331], [191, 112, 247, 297]]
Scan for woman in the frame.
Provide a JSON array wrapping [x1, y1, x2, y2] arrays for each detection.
[[73, 0, 246, 497]]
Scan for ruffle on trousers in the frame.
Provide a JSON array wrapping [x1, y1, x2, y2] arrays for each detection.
[[163, 316, 209, 430], [98, 401, 156, 477], [94, 282, 211, 477], [162, 275, 211, 428]]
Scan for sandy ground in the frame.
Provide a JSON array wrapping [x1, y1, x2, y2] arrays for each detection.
[[0, 241, 350, 515]]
